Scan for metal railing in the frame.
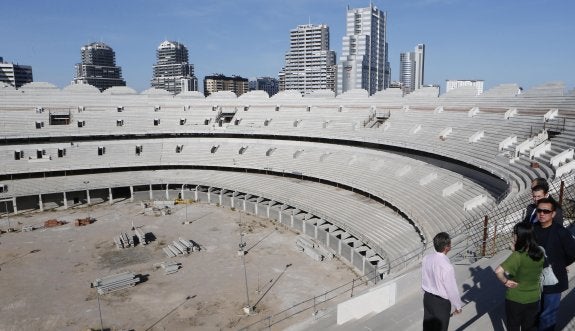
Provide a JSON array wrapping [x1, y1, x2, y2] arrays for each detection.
[[237, 269, 380, 331]]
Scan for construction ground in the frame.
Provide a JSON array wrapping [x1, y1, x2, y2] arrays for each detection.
[[0, 200, 365, 331]]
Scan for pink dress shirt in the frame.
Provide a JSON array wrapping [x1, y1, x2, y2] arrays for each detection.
[[421, 251, 463, 310]]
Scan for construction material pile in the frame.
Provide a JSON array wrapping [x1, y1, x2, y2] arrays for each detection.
[[75, 217, 94, 226], [134, 228, 148, 245], [163, 237, 200, 258], [44, 219, 66, 228], [114, 232, 134, 249], [154, 261, 181, 275], [91, 271, 139, 294]]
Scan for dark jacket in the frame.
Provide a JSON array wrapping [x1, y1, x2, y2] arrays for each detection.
[[533, 223, 575, 293]]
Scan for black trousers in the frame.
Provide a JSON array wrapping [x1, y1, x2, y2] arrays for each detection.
[[423, 291, 452, 331], [505, 299, 539, 331]]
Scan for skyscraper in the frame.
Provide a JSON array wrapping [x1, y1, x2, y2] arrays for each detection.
[[0, 57, 33, 88], [337, 4, 389, 95], [73, 42, 126, 91], [400, 52, 415, 94], [414, 44, 425, 91], [399, 44, 425, 94], [151, 41, 198, 94], [279, 24, 336, 94]]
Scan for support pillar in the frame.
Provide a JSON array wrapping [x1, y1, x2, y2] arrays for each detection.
[[194, 185, 199, 201], [108, 187, 113, 204], [267, 200, 274, 218], [231, 191, 237, 209], [165, 184, 169, 200], [149, 184, 153, 200], [180, 184, 185, 200], [38, 194, 43, 212], [63, 192, 68, 209], [12, 197, 17, 214], [130, 186, 134, 202]]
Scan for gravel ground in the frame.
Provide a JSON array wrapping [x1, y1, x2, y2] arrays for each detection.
[[0, 200, 364, 331]]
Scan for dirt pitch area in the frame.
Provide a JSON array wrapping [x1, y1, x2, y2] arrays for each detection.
[[0, 200, 365, 331]]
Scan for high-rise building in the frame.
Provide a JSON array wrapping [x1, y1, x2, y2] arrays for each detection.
[[399, 52, 415, 94], [249, 77, 279, 96], [446, 79, 484, 95], [151, 41, 198, 94], [279, 24, 336, 94], [414, 44, 425, 91], [204, 74, 248, 97], [399, 44, 425, 94], [337, 4, 389, 95], [73, 42, 126, 91], [0, 57, 33, 88]]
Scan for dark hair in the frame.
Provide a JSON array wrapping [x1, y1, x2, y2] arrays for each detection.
[[513, 222, 543, 261], [531, 177, 547, 188], [532, 183, 549, 194], [433, 232, 451, 252], [536, 197, 556, 211]]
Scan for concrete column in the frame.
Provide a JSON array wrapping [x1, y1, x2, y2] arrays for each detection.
[[149, 184, 153, 200], [242, 195, 247, 211], [349, 243, 354, 266], [165, 184, 169, 200], [63, 192, 68, 209], [38, 194, 43, 212], [12, 197, 18, 214], [86, 189, 91, 205], [207, 187, 212, 203], [267, 200, 274, 218], [180, 184, 185, 200], [219, 190, 223, 205], [255, 197, 263, 215], [130, 186, 134, 202], [290, 209, 297, 228], [108, 187, 113, 204], [194, 185, 199, 201], [325, 225, 330, 248]]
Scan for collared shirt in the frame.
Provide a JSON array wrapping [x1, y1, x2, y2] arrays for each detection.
[[422, 251, 463, 310]]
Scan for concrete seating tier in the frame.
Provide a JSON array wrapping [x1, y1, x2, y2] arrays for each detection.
[[0, 137, 496, 240]]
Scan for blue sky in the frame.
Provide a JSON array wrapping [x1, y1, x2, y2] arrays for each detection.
[[3, 0, 574, 93]]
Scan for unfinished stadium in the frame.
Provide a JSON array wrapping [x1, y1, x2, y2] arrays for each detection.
[[0, 81, 574, 330]]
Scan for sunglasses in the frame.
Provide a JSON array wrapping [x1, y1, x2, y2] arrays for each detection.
[[536, 208, 553, 214]]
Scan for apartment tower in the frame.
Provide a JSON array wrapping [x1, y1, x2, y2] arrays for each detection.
[[279, 24, 336, 94], [0, 57, 33, 88], [400, 44, 425, 94], [73, 42, 126, 91], [249, 77, 279, 96], [337, 4, 390, 95], [203, 74, 248, 97], [151, 41, 198, 94]]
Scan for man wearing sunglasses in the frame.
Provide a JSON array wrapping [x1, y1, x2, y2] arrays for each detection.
[[532, 197, 575, 331], [522, 183, 563, 226]]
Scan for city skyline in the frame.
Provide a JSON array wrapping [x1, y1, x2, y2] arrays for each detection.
[[3, 0, 575, 93]]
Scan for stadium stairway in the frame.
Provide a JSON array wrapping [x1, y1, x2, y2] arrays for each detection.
[[288, 226, 575, 331]]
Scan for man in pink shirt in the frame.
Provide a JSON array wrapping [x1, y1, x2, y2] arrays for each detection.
[[422, 232, 463, 331]]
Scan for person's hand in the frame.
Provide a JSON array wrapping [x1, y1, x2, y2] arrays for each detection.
[[453, 308, 462, 315], [505, 280, 518, 288]]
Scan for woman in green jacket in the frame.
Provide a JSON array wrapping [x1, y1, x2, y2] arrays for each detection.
[[495, 222, 544, 331]]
